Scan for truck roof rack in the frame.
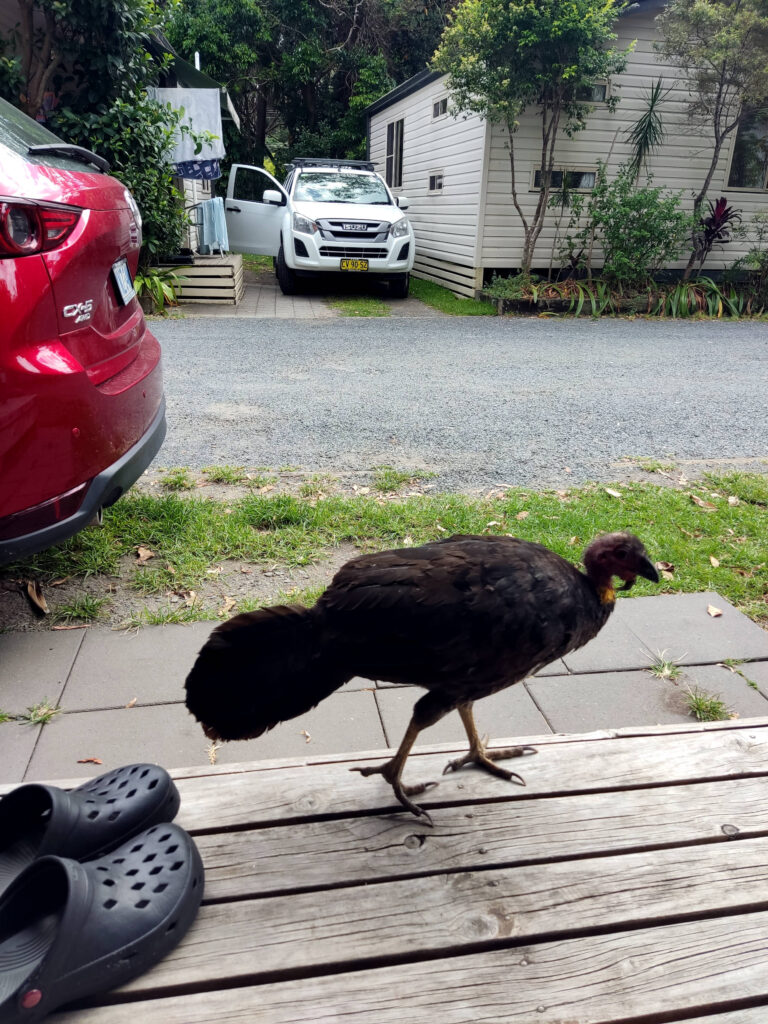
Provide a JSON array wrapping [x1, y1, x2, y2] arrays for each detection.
[[288, 157, 376, 172]]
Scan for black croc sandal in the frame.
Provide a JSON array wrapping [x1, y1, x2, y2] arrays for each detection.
[[0, 822, 204, 1021], [0, 764, 180, 898]]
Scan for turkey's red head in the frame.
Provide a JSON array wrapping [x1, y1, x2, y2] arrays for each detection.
[[583, 533, 659, 593]]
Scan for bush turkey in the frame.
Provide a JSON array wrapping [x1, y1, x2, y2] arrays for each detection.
[[185, 532, 659, 821]]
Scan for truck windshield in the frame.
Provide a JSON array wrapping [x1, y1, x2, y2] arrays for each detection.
[[293, 172, 391, 205]]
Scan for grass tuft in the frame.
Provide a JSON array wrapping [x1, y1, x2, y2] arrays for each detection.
[[327, 296, 390, 317], [202, 465, 249, 484], [372, 465, 437, 493], [648, 649, 684, 680], [683, 686, 733, 722], [19, 700, 61, 726], [53, 595, 108, 623], [160, 468, 196, 491], [409, 277, 495, 316]]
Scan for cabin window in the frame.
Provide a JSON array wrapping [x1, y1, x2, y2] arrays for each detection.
[[575, 82, 608, 103], [428, 172, 444, 193], [386, 118, 404, 189], [432, 97, 448, 119], [727, 108, 768, 189], [232, 166, 272, 202], [532, 168, 597, 190]]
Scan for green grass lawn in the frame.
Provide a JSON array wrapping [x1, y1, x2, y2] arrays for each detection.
[[4, 471, 766, 626]]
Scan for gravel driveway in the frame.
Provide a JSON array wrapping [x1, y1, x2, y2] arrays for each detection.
[[152, 316, 768, 492]]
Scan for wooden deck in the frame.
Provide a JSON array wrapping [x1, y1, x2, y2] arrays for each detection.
[[46, 719, 768, 1023]]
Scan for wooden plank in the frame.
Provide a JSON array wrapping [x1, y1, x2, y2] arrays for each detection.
[[113, 837, 768, 996], [56, 909, 768, 1023], [165, 726, 768, 831], [3, 721, 765, 795], [192, 775, 768, 897]]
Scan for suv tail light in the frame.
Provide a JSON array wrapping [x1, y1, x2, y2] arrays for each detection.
[[0, 198, 81, 257]]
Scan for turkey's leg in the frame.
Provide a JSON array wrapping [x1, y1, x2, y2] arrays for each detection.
[[351, 719, 437, 822], [443, 702, 537, 782]]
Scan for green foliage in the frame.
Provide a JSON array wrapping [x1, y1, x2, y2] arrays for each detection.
[[408, 277, 495, 315], [731, 210, 768, 308], [433, 0, 631, 273], [54, 96, 188, 266], [135, 266, 184, 311], [562, 164, 693, 290], [167, 0, 445, 165], [624, 77, 671, 182]]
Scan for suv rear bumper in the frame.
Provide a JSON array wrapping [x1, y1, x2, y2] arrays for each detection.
[[0, 397, 166, 565]]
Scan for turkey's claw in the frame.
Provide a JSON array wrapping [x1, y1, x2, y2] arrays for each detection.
[[442, 743, 537, 784], [350, 763, 437, 824]]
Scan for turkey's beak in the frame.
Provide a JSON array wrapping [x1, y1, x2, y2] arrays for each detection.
[[617, 555, 659, 591], [637, 556, 660, 583]]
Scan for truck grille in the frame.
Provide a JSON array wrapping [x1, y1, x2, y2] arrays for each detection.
[[319, 246, 388, 259], [317, 219, 389, 242]]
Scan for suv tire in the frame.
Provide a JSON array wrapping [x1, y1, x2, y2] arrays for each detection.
[[276, 244, 298, 295], [389, 273, 410, 299]]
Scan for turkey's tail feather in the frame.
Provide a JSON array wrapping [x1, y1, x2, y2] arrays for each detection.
[[184, 604, 348, 741]]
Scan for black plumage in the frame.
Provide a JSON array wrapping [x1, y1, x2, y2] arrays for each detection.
[[185, 531, 659, 820]]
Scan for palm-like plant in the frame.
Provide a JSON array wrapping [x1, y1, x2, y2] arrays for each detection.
[[625, 78, 671, 183]]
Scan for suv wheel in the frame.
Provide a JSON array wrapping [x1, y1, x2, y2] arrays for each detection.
[[276, 244, 298, 295], [389, 273, 410, 299]]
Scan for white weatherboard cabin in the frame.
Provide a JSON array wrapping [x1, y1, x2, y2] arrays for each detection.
[[366, 0, 768, 296]]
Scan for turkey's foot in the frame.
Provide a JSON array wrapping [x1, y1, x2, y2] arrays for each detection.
[[351, 761, 438, 824], [442, 741, 537, 783]]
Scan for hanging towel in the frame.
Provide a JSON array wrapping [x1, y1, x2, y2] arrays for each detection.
[[198, 197, 229, 254], [146, 87, 225, 170]]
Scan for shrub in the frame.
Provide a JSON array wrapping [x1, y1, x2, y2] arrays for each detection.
[[54, 95, 191, 267], [562, 164, 694, 291]]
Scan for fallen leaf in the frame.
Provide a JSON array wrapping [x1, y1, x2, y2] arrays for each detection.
[[707, 604, 723, 618], [206, 566, 223, 576], [52, 623, 88, 630], [656, 561, 675, 571], [125, 697, 137, 708], [568, 536, 579, 546], [50, 577, 70, 587], [728, 495, 740, 506], [219, 596, 237, 616], [678, 473, 689, 486], [435, 524, 447, 532], [259, 484, 275, 494], [182, 590, 197, 608], [690, 494, 717, 511], [604, 488, 622, 498], [300, 729, 311, 744], [564, 467, 572, 473], [136, 546, 155, 563], [709, 555, 720, 567], [486, 520, 502, 527], [26, 580, 49, 615], [403, 534, 414, 546], [77, 757, 103, 764], [516, 510, 529, 520]]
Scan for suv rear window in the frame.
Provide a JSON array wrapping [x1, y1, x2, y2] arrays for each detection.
[[0, 96, 96, 172], [293, 171, 392, 205]]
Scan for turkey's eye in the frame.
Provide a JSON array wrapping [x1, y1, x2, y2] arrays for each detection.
[[616, 549, 628, 560]]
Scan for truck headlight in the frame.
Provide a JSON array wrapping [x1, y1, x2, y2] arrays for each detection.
[[390, 217, 410, 238], [293, 213, 318, 234]]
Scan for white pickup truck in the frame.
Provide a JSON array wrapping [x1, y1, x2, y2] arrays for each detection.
[[224, 158, 415, 297]]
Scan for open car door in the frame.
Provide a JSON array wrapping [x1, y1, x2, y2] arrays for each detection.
[[225, 165, 285, 256]]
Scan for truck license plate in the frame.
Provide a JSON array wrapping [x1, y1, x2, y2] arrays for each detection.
[[340, 258, 368, 272]]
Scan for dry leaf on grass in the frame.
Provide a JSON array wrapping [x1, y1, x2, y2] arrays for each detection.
[[690, 494, 717, 511], [707, 604, 723, 618], [728, 495, 740, 506], [516, 510, 529, 521], [604, 488, 622, 498], [219, 596, 237, 616], [655, 561, 675, 580], [710, 555, 720, 567], [25, 580, 49, 615], [136, 546, 155, 563]]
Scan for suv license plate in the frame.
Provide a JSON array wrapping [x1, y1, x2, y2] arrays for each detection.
[[340, 258, 368, 272], [112, 258, 136, 304]]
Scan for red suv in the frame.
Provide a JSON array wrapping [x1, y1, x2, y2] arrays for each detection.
[[0, 98, 166, 564]]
